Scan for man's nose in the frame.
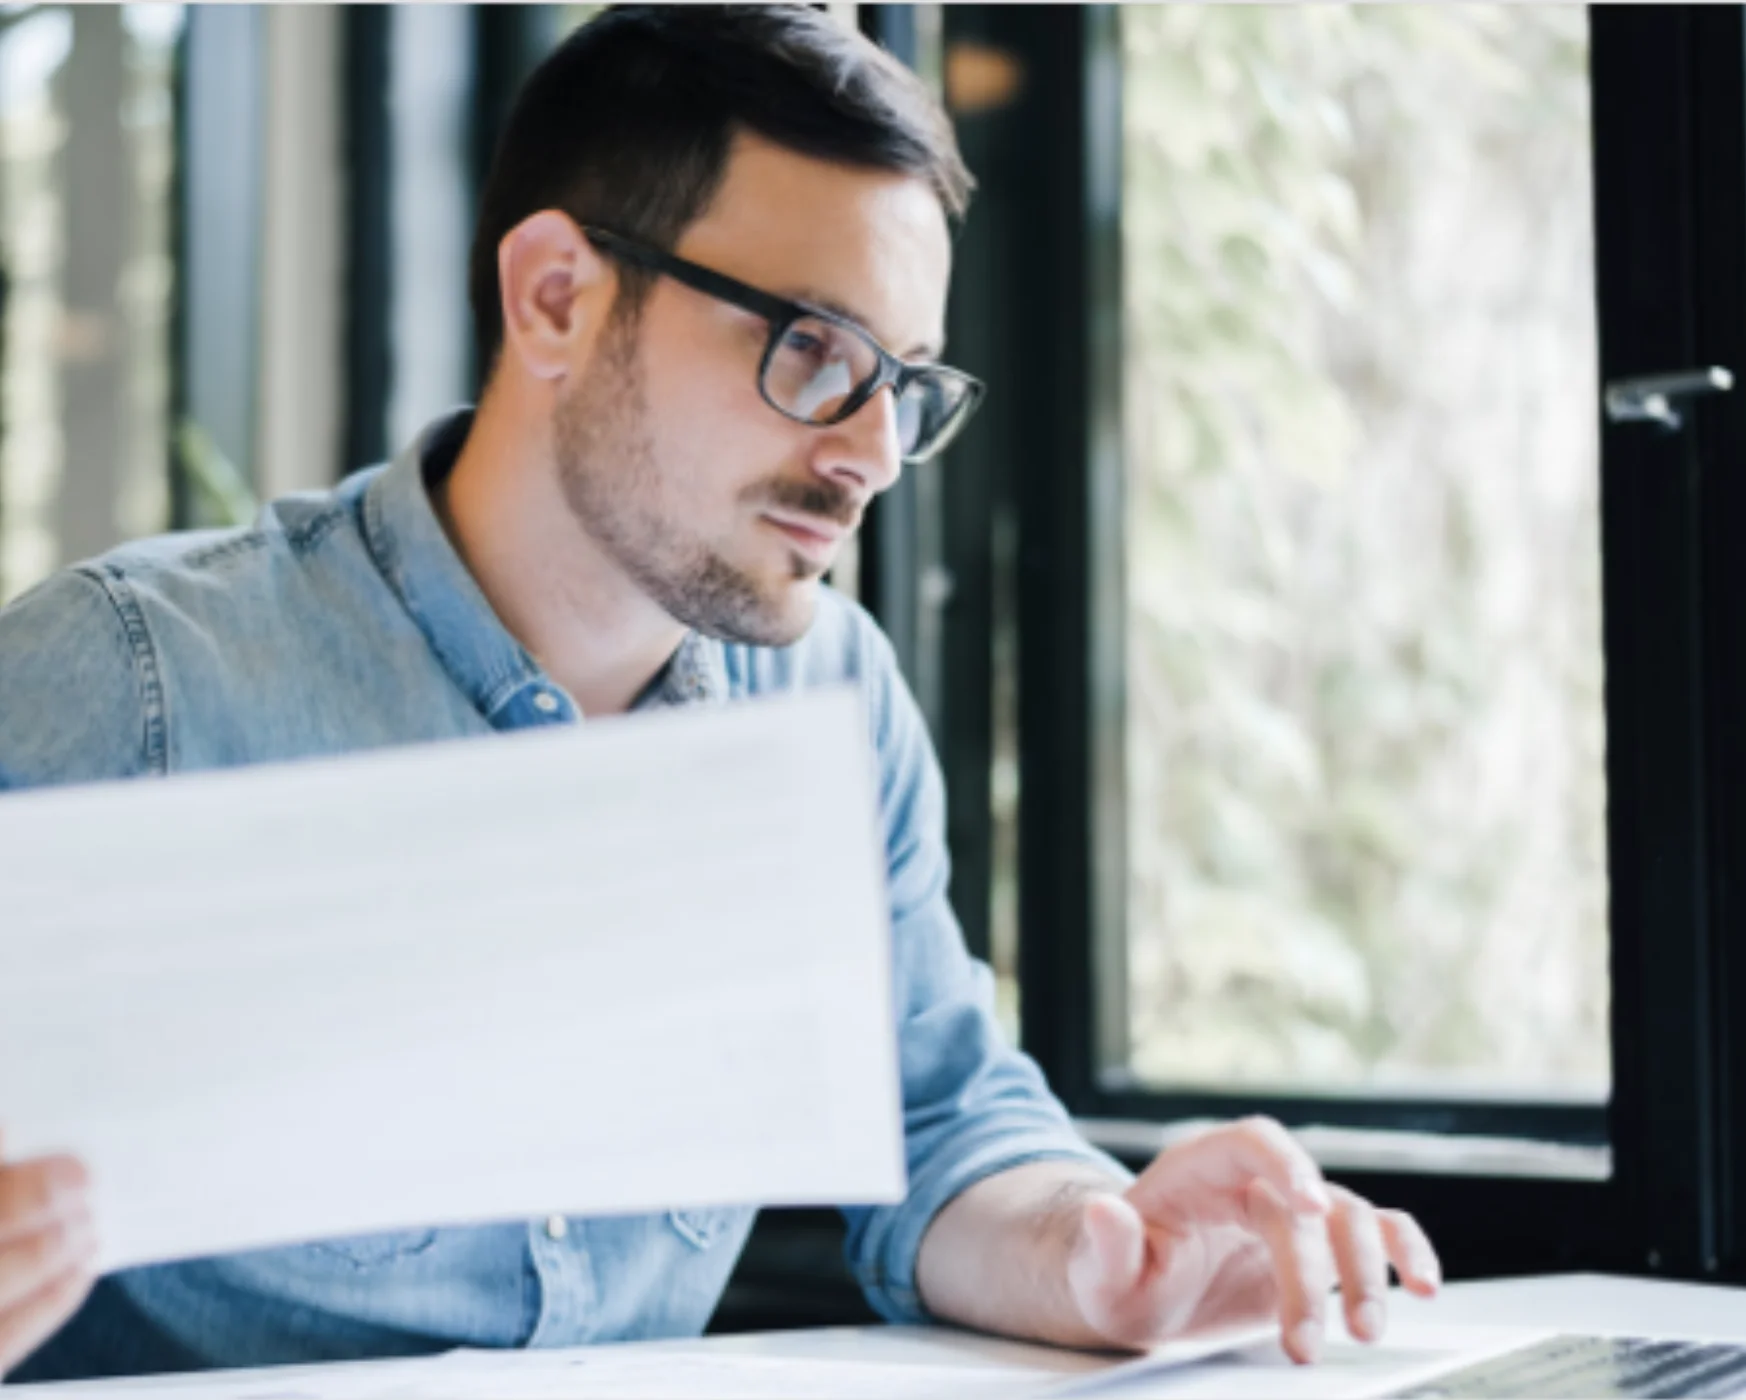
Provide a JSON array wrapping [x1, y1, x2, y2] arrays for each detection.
[[812, 386, 904, 498]]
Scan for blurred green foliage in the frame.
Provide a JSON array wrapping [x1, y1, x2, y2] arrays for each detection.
[[175, 418, 259, 530], [1122, 5, 1607, 1096]]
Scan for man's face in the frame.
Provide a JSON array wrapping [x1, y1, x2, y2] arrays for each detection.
[[552, 131, 952, 647]]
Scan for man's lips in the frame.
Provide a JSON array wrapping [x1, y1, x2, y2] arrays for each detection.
[[762, 512, 852, 561]]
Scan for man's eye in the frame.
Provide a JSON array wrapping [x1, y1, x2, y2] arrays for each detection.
[[780, 328, 829, 360]]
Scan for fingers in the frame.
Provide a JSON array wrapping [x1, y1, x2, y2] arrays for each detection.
[[0, 1151, 96, 1379], [0, 1260, 97, 1378], [1325, 1191, 1440, 1347], [0, 1210, 96, 1315], [1245, 1177, 1336, 1364], [0, 1157, 89, 1247], [1327, 1188, 1391, 1342], [1115, 1119, 1440, 1366], [1379, 1208, 1442, 1297], [1126, 1118, 1331, 1228]]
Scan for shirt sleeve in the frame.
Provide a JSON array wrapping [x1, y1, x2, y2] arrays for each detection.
[[0, 565, 158, 791], [838, 620, 1131, 1324]]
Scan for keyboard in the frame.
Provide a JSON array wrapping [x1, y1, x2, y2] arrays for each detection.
[[1390, 1335, 1746, 1398]]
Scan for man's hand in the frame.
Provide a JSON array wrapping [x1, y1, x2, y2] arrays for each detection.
[[0, 1132, 97, 1378], [916, 1117, 1440, 1364], [1064, 1118, 1440, 1362]]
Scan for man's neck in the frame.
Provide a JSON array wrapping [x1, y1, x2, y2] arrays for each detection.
[[433, 400, 686, 718]]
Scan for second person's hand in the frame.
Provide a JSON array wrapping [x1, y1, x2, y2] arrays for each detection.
[[0, 1130, 98, 1379]]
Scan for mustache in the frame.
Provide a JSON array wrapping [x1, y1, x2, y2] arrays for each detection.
[[753, 476, 863, 531]]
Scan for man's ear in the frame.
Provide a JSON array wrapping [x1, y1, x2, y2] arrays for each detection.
[[496, 211, 615, 382]]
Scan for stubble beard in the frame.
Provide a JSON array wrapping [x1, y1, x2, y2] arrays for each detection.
[[552, 309, 817, 648]]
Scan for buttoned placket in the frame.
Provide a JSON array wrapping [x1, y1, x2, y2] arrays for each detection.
[[523, 1215, 597, 1347], [511, 681, 576, 727]]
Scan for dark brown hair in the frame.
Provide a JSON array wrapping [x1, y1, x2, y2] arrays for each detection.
[[467, 4, 973, 379]]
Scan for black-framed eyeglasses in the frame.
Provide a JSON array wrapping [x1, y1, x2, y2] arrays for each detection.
[[582, 224, 985, 464]]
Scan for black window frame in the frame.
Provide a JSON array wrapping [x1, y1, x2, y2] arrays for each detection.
[[944, 3, 1746, 1284]]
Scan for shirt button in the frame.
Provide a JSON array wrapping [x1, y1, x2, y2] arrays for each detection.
[[532, 691, 560, 715], [544, 1214, 568, 1241]]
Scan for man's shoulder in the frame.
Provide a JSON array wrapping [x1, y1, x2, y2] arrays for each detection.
[[17, 471, 400, 690], [0, 470, 396, 787], [62, 470, 377, 611], [0, 562, 156, 786]]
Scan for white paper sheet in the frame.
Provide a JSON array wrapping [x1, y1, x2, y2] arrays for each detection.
[[1042, 1321, 1551, 1399], [0, 687, 904, 1271], [391, 1330, 1277, 1400], [5, 1332, 1267, 1400], [379, 1348, 1048, 1400], [22, 1281, 1730, 1399], [9, 1352, 1048, 1400], [1036, 1324, 1281, 1396], [1, 1322, 1556, 1400]]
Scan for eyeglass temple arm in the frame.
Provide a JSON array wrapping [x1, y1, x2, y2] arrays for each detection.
[[582, 226, 801, 327]]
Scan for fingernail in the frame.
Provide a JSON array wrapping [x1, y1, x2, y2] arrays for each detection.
[[1354, 1301, 1383, 1340], [1289, 1319, 1323, 1362], [1293, 1174, 1332, 1211]]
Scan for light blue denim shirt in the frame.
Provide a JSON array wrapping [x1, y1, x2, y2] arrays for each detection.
[[0, 412, 1119, 1382]]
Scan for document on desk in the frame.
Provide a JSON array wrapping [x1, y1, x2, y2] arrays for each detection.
[[1036, 1322, 1557, 1399], [0, 687, 904, 1271], [0, 1324, 1567, 1400], [0, 1330, 1275, 1399]]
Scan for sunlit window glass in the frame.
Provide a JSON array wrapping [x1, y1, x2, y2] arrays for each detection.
[[1121, 6, 1607, 1100], [0, 4, 180, 603]]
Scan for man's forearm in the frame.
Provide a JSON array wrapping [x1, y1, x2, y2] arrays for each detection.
[[914, 1160, 1129, 1349]]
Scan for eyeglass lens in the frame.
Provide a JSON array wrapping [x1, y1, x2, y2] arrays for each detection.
[[763, 315, 969, 459]]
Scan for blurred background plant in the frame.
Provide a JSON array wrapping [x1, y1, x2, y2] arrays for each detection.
[[1121, 4, 1607, 1097]]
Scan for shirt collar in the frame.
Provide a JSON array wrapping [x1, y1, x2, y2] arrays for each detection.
[[362, 409, 725, 725], [634, 630, 727, 711]]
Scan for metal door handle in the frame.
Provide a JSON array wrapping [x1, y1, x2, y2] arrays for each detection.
[[1604, 366, 1734, 431]]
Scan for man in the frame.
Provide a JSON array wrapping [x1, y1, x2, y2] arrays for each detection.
[[0, 6, 1440, 1383]]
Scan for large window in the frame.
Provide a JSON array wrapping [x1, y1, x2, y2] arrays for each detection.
[[931, 2, 1746, 1285]]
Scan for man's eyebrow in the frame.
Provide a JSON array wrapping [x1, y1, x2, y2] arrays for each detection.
[[783, 287, 944, 362]]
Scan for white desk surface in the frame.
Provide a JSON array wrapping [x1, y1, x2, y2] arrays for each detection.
[[18, 1273, 1746, 1397], [1384, 1271, 1746, 1340], [629, 1275, 1746, 1389], [598, 1271, 1746, 1360]]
